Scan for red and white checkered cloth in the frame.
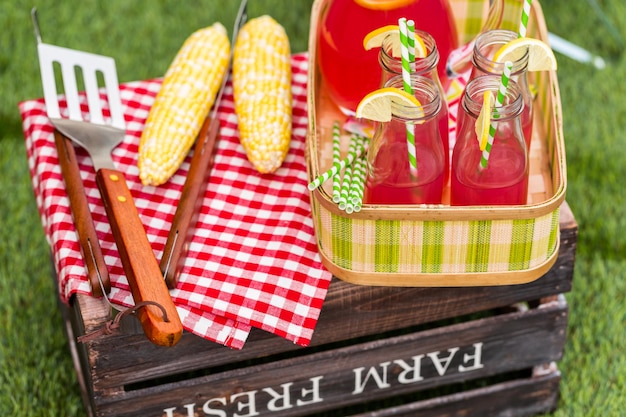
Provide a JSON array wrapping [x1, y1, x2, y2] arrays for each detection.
[[19, 53, 333, 349]]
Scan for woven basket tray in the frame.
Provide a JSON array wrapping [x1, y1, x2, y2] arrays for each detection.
[[306, 0, 566, 286]]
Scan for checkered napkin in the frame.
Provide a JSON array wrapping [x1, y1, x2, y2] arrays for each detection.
[[19, 53, 333, 349]]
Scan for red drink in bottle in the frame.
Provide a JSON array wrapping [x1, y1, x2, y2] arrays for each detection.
[[364, 75, 445, 205], [451, 75, 528, 206], [378, 29, 450, 184]]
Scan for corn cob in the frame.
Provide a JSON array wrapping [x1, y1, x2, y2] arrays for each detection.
[[138, 23, 230, 186], [232, 15, 292, 174]]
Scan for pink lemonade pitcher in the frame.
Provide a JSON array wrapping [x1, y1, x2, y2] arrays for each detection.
[[317, 0, 458, 114], [451, 75, 528, 206], [364, 75, 445, 205]]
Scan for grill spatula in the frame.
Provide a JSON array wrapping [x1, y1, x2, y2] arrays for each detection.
[[32, 9, 182, 346]]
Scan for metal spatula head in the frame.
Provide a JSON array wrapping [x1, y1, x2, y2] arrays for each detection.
[[32, 10, 126, 170], [37, 43, 125, 131]]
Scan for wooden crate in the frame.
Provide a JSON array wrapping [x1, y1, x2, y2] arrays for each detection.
[[59, 202, 576, 417]]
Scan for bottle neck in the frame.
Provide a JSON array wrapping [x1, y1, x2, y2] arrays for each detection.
[[462, 75, 524, 121], [384, 74, 442, 122], [379, 29, 440, 79], [472, 29, 529, 76]]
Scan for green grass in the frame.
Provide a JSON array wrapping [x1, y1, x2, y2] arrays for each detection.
[[1, 0, 625, 416]]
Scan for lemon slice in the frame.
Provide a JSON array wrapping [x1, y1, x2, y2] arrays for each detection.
[[363, 25, 428, 59], [356, 87, 424, 122], [493, 37, 558, 71], [475, 91, 495, 151]]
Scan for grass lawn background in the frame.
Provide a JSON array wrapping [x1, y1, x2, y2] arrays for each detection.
[[1, 0, 625, 415]]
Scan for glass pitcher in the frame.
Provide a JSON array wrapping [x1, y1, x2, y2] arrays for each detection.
[[317, 0, 458, 114]]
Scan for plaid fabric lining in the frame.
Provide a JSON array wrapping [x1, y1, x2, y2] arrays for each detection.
[[317, 206, 560, 275]]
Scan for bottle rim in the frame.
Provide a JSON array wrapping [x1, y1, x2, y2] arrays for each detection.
[[472, 29, 529, 76], [383, 74, 442, 121], [379, 29, 439, 76], [462, 75, 524, 120]]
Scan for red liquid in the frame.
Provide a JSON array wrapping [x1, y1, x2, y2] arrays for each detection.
[[318, 0, 458, 113], [365, 125, 444, 205], [380, 33, 451, 184], [451, 129, 528, 206], [521, 116, 532, 150], [437, 106, 450, 185]]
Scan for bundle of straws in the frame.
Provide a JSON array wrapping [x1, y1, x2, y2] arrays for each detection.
[[308, 121, 369, 214]]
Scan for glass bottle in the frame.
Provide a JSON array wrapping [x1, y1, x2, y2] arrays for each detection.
[[364, 75, 445, 205], [378, 29, 450, 184], [469, 29, 534, 150], [451, 75, 528, 206], [317, 0, 458, 114]]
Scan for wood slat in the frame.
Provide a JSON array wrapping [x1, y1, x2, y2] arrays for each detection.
[[68, 295, 567, 417]]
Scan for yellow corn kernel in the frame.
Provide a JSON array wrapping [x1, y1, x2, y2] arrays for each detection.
[[232, 15, 292, 174], [138, 23, 230, 186]]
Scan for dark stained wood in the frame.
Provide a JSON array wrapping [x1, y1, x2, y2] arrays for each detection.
[[348, 368, 561, 417], [64, 295, 567, 417], [68, 201, 576, 392], [61, 203, 576, 417]]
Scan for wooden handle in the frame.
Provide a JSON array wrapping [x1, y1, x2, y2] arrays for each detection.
[[96, 168, 183, 347], [54, 130, 111, 297], [160, 116, 220, 288]]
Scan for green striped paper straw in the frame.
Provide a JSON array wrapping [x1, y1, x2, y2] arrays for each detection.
[[518, 0, 533, 38], [347, 155, 367, 213], [398, 18, 417, 171], [407, 19, 416, 68], [398, 18, 412, 93], [331, 121, 342, 203], [308, 134, 368, 191], [338, 134, 361, 210], [480, 61, 513, 169]]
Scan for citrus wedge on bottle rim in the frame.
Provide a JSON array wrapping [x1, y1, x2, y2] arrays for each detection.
[[355, 87, 424, 122], [363, 25, 428, 59], [475, 91, 495, 151], [492, 37, 558, 72]]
